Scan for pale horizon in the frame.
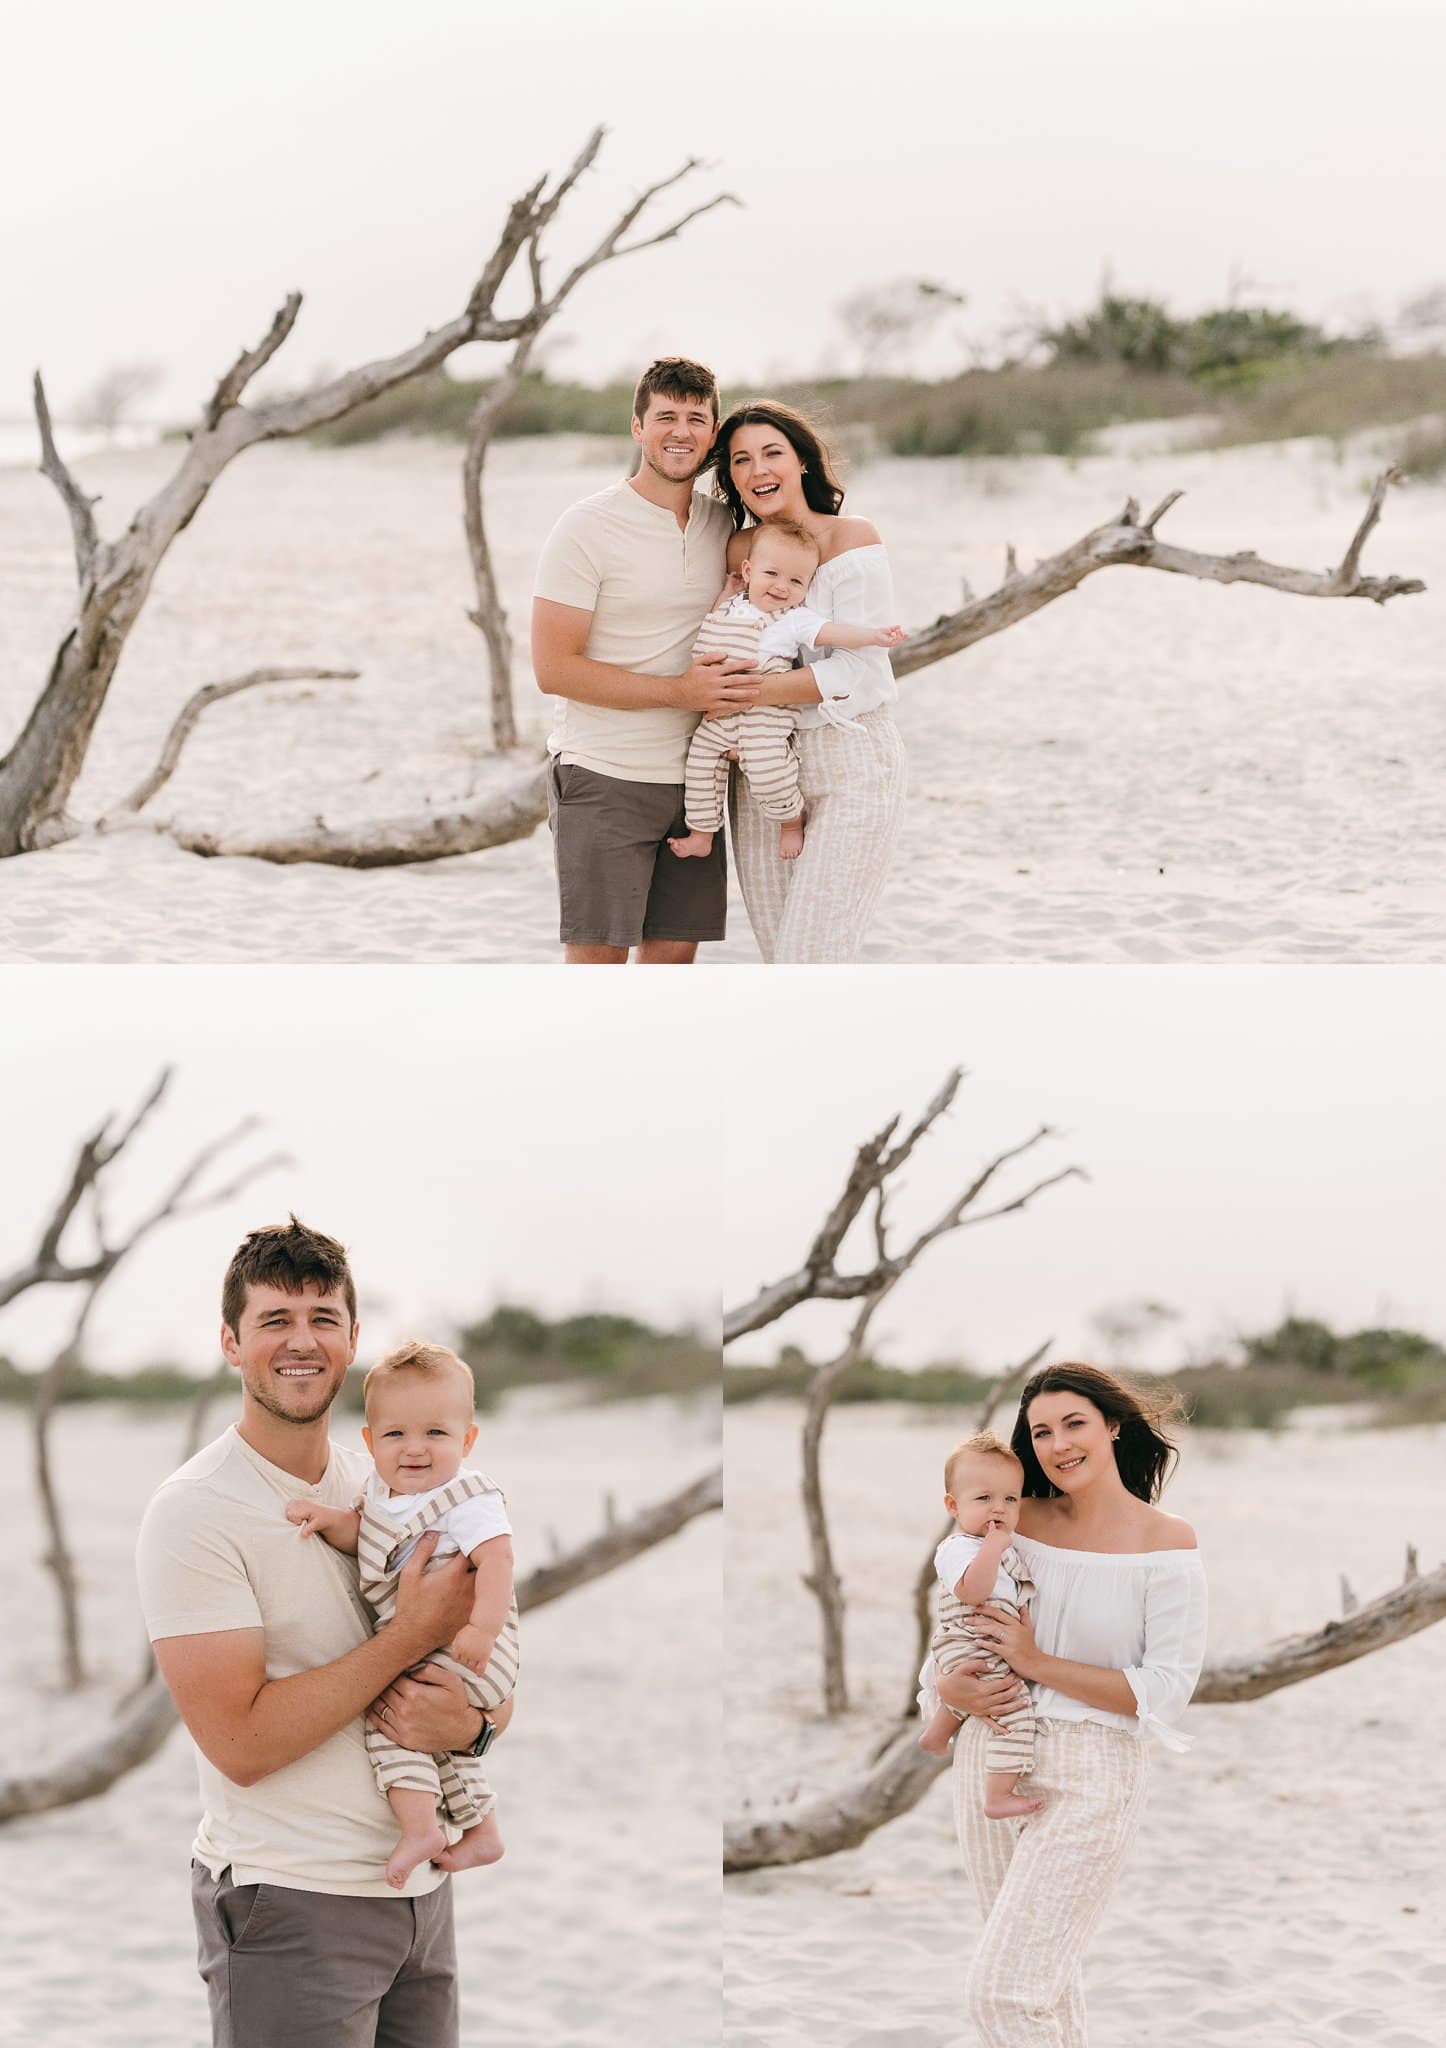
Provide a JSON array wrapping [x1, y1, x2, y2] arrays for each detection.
[[6, 0, 1445, 427]]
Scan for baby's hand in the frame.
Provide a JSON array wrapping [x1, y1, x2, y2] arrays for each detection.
[[285, 1499, 327, 1537], [722, 569, 746, 597], [878, 624, 907, 646], [449, 1625, 497, 1675]]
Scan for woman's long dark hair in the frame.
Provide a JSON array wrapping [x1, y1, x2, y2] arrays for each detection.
[[706, 400, 846, 528], [1010, 1362, 1186, 1504]]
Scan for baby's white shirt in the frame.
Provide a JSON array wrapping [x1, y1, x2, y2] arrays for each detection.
[[722, 592, 828, 660], [364, 1469, 511, 1570], [935, 1530, 1022, 1607]]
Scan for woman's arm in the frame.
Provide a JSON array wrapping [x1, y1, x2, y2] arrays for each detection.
[[969, 1606, 1139, 1716]]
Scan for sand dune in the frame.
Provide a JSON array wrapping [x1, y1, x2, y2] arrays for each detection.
[[2, 429, 1440, 964], [0, 1391, 719, 2047], [724, 1402, 1446, 2048]]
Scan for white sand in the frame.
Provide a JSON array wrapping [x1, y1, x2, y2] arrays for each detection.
[[0, 1390, 719, 2047], [2, 430, 1442, 963], [724, 1402, 1446, 2048]]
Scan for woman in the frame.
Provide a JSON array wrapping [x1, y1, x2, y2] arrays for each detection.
[[937, 1362, 1207, 2046], [706, 402, 907, 962]]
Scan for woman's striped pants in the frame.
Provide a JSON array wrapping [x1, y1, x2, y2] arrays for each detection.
[[953, 1716, 1150, 2045], [728, 707, 906, 962]]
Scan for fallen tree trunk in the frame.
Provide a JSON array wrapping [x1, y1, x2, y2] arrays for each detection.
[[164, 758, 549, 867], [0, 1462, 720, 1823], [728, 1553, 1445, 1872]]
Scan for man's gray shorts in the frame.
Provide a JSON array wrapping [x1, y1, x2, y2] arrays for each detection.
[[547, 757, 727, 949], [192, 1861, 457, 2048]]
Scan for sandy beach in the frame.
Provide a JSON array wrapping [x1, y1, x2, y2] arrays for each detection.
[[0, 1388, 719, 2048], [2, 428, 1441, 965], [724, 1400, 1446, 2048]]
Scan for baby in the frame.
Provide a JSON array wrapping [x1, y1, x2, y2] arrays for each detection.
[[667, 515, 904, 863], [917, 1431, 1042, 1821], [286, 1339, 519, 1888]]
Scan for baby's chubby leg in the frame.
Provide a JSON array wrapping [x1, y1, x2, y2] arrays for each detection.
[[983, 1769, 1044, 1821], [385, 1785, 449, 1889], [917, 1702, 965, 1755], [433, 1808, 505, 1872]]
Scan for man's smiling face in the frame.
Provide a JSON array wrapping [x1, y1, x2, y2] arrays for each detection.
[[631, 389, 717, 483], [221, 1280, 357, 1427]]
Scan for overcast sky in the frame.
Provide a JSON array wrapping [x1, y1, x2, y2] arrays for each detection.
[[0, 968, 719, 1372], [5, 0, 1444, 425], [722, 967, 1446, 1372]]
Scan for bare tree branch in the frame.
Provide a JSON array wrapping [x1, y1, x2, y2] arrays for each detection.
[[103, 668, 360, 820], [728, 1552, 1446, 1871], [0, 1462, 721, 1824], [32, 373, 101, 586], [0, 1070, 172, 1310], [203, 294, 303, 430], [515, 1465, 721, 1611], [161, 757, 549, 866], [891, 470, 1423, 683]]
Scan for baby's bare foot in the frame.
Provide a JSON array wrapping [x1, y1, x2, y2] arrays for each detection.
[[983, 1789, 1044, 1820], [668, 831, 714, 859], [387, 1824, 448, 1889], [433, 1812, 505, 1872], [779, 818, 805, 860]]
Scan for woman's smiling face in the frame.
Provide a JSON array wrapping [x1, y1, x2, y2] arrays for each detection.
[[726, 421, 807, 520], [1026, 1390, 1119, 1493]]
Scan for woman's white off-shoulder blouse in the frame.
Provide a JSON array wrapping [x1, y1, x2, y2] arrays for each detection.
[[1012, 1534, 1208, 1752], [798, 544, 900, 729]]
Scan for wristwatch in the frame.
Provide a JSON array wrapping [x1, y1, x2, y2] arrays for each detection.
[[466, 1710, 496, 1757]]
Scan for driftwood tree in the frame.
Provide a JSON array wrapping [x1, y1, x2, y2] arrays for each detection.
[[725, 1070, 1084, 1715], [0, 1464, 721, 1824], [162, 461, 1425, 869], [462, 137, 736, 751], [1, 1069, 285, 1687], [724, 1072, 1446, 1871], [6, 130, 730, 861]]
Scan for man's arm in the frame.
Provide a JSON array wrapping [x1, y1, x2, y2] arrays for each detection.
[[531, 598, 760, 719], [152, 1537, 474, 1787]]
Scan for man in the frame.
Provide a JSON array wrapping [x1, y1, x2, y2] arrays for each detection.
[[531, 356, 758, 963], [136, 1218, 507, 2048]]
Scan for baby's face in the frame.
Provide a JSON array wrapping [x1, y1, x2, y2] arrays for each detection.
[[944, 1454, 1023, 1539], [364, 1377, 477, 1494], [742, 536, 817, 612]]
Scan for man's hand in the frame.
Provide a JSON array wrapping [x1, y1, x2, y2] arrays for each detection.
[[935, 1657, 1029, 1733], [391, 1535, 475, 1659], [366, 1663, 517, 1751], [671, 650, 760, 720]]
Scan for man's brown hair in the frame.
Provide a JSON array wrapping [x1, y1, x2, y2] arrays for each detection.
[[364, 1338, 475, 1418], [221, 1216, 357, 1335], [945, 1430, 1024, 1496], [632, 356, 719, 424]]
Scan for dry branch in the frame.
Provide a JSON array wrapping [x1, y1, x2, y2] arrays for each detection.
[[2, 132, 730, 857], [890, 469, 1422, 683], [1, 1461, 721, 1824], [728, 1549, 1446, 1871], [162, 757, 549, 866], [104, 667, 360, 819], [33, 372, 101, 585], [728, 1073, 1081, 1717]]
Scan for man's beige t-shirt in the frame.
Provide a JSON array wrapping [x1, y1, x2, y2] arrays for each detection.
[[533, 477, 733, 783], [135, 1425, 446, 1899]]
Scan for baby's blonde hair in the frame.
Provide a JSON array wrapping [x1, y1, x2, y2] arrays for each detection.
[[944, 1430, 1023, 1497], [364, 1338, 475, 1419]]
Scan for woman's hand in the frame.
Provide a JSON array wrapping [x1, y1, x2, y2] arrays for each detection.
[[935, 1658, 1030, 1732], [970, 1604, 1042, 1681]]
